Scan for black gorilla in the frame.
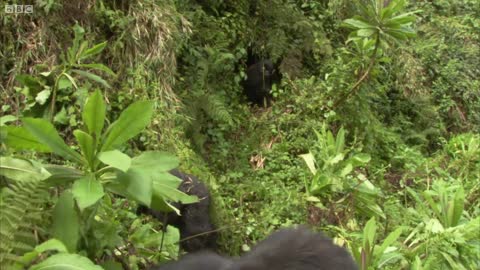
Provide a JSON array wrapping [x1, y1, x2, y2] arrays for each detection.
[[243, 60, 275, 106], [137, 169, 217, 252], [152, 227, 358, 270]]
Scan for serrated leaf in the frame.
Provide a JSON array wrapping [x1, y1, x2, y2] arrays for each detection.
[[101, 101, 154, 151], [52, 191, 80, 252], [23, 118, 83, 164], [71, 69, 111, 88], [98, 150, 131, 172], [29, 253, 104, 270], [72, 175, 105, 210]]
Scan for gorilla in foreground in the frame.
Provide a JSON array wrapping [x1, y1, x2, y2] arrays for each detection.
[[152, 227, 359, 270], [243, 59, 275, 106], [137, 169, 217, 252]]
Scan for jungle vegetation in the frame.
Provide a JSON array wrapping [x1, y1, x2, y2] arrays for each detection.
[[0, 0, 479, 269]]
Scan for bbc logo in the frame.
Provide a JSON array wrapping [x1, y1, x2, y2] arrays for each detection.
[[5, 5, 34, 14]]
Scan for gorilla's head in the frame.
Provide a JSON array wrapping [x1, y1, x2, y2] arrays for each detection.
[[261, 60, 274, 77]]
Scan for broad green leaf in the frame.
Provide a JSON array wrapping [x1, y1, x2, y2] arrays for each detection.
[[52, 191, 80, 252], [77, 63, 115, 77], [377, 227, 403, 256], [310, 174, 330, 195], [23, 118, 83, 164], [18, 239, 68, 266], [3, 126, 52, 152], [342, 18, 375, 30], [152, 172, 196, 204], [357, 28, 376, 37], [363, 217, 377, 247], [449, 187, 465, 227], [385, 0, 407, 17], [29, 253, 104, 270], [80, 41, 107, 60], [57, 77, 72, 90], [300, 152, 317, 174], [73, 130, 94, 166], [113, 168, 153, 206], [100, 101, 154, 151], [35, 239, 69, 253], [98, 150, 132, 172], [335, 127, 345, 153], [387, 13, 417, 25], [377, 250, 404, 268], [82, 89, 106, 139], [350, 153, 371, 167], [0, 157, 51, 182], [71, 69, 111, 88], [72, 175, 105, 210], [131, 151, 179, 173]]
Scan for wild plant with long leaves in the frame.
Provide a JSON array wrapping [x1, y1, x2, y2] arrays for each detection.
[[334, 0, 419, 107], [1, 90, 195, 269]]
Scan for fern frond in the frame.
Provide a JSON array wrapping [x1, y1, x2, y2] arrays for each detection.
[[0, 179, 50, 266]]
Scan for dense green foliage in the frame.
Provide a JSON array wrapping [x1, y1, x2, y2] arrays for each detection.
[[1, 0, 479, 269]]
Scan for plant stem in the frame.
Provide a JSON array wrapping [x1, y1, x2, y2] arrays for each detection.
[[333, 34, 381, 109]]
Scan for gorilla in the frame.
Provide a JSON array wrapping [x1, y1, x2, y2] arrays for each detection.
[[152, 227, 358, 270], [243, 60, 275, 106], [137, 169, 217, 252], [150, 251, 232, 270]]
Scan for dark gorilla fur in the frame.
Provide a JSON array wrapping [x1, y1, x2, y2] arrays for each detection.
[[137, 169, 217, 252], [150, 251, 232, 270], [243, 60, 275, 106], [152, 227, 358, 270]]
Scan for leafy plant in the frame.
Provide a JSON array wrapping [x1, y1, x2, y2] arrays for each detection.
[[351, 217, 404, 270], [15, 23, 115, 122], [1, 90, 195, 268], [335, 0, 419, 107], [300, 124, 383, 218]]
